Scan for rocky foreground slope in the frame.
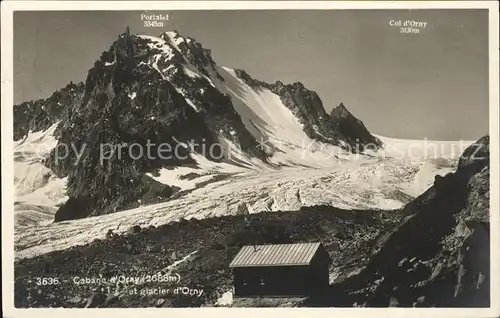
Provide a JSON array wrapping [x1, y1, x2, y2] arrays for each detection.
[[14, 136, 490, 308], [306, 135, 491, 307]]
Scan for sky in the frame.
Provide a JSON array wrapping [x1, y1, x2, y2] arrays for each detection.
[[14, 9, 489, 140]]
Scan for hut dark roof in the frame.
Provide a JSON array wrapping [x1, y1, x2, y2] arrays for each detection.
[[229, 242, 323, 268]]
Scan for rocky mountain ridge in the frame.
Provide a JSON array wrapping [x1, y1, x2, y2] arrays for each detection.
[[14, 28, 382, 222], [234, 69, 382, 151], [14, 82, 84, 141]]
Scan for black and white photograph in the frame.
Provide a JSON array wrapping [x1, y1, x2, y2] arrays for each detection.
[[1, 1, 499, 316]]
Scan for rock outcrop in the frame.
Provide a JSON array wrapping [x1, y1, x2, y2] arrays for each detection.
[[329, 103, 382, 151], [308, 135, 490, 307], [13, 82, 84, 141]]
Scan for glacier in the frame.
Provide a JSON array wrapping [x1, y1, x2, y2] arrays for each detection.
[[12, 31, 474, 260]]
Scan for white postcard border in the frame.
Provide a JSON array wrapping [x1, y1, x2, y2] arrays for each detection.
[[1, 1, 498, 317]]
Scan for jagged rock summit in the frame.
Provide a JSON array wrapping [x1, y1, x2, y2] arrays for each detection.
[[329, 102, 382, 151], [330, 102, 350, 118]]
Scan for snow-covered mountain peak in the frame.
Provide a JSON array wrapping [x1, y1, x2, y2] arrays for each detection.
[[14, 28, 385, 223]]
